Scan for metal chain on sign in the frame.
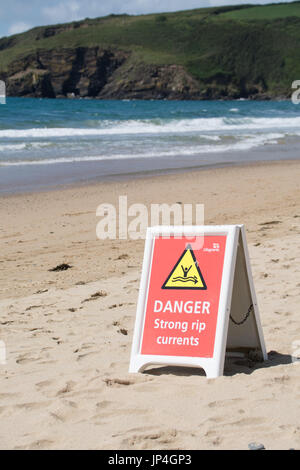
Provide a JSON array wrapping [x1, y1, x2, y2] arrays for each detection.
[[230, 303, 253, 326]]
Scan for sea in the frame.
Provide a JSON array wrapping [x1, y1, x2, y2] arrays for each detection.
[[0, 97, 300, 193]]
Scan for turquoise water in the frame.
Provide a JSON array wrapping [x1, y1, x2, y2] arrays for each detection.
[[0, 98, 300, 166], [0, 98, 300, 192]]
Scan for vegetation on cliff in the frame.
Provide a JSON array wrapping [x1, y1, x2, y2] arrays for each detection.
[[1, 2, 300, 99]]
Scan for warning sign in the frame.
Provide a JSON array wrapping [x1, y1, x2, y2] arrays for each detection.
[[140, 235, 226, 358], [129, 225, 268, 378], [162, 244, 207, 290]]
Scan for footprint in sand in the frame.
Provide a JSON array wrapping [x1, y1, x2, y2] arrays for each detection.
[[18, 439, 54, 450], [82, 291, 107, 303], [121, 428, 177, 448], [108, 303, 125, 309], [95, 400, 113, 410], [125, 287, 139, 294], [273, 375, 290, 384], [16, 401, 52, 411], [92, 405, 149, 426], [48, 400, 80, 424], [35, 380, 54, 390], [230, 416, 265, 427], [76, 350, 101, 361], [73, 342, 95, 353], [207, 398, 244, 409], [25, 305, 43, 311], [113, 425, 158, 438], [126, 279, 139, 285], [56, 381, 76, 396], [0, 392, 20, 400], [103, 378, 135, 387], [16, 353, 39, 365]]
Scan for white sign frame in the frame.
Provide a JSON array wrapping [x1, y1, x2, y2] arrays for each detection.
[[129, 225, 267, 378]]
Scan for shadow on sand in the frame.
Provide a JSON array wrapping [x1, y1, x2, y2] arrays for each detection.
[[144, 350, 295, 378]]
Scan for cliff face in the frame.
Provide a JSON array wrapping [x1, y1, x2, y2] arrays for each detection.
[[1, 3, 299, 100], [2, 46, 273, 100], [3, 47, 205, 100], [4, 48, 128, 98]]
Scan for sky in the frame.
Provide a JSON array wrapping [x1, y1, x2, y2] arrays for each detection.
[[0, 0, 296, 39]]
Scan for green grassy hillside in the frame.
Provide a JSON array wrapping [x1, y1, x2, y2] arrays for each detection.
[[222, 2, 300, 19], [1, 2, 300, 99]]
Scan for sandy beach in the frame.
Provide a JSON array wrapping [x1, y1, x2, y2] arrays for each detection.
[[0, 159, 300, 450]]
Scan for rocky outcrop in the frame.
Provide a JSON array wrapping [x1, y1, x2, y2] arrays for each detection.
[[3, 47, 205, 100], [98, 62, 202, 100], [4, 47, 129, 99], [1, 45, 282, 100]]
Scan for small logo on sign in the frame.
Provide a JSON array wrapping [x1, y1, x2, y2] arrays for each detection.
[[204, 242, 220, 253]]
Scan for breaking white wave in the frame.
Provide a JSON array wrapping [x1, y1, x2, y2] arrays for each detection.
[[0, 143, 27, 151], [0, 142, 51, 152], [0, 132, 286, 166], [1, 116, 300, 138]]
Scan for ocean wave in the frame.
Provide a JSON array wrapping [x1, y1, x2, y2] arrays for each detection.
[[0, 143, 27, 151], [0, 142, 52, 151], [0, 133, 285, 166], [0, 116, 300, 138]]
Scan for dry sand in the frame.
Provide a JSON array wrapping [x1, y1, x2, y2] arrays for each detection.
[[0, 160, 300, 450]]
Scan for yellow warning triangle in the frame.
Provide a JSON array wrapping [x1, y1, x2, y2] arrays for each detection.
[[162, 244, 207, 290]]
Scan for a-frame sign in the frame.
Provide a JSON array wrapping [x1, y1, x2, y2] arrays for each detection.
[[129, 225, 267, 378]]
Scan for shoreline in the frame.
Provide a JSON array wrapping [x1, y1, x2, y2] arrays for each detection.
[[0, 157, 299, 199], [1, 146, 300, 196]]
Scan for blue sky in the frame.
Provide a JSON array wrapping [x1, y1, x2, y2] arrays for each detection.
[[0, 0, 296, 39]]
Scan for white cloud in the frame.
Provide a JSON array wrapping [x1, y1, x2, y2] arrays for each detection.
[[8, 22, 32, 35], [0, 0, 296, 39], [42, 1, 82, 23], [40, 0, 290, 25]]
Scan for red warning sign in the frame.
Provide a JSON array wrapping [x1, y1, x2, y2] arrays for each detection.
[[141, 235, 227, 358]]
